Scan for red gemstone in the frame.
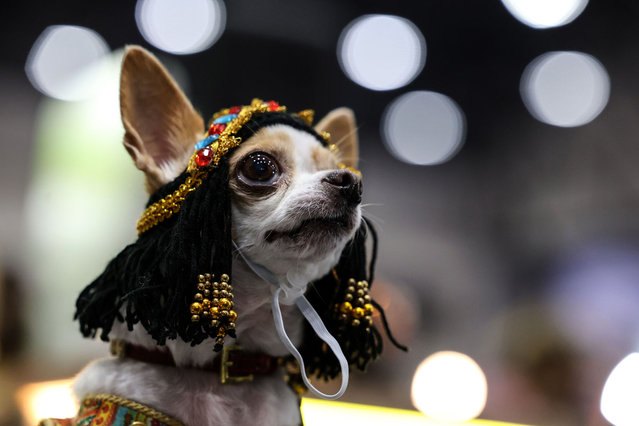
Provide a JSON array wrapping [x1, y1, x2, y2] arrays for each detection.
[[209, 123, 226, 135], [195, 147, 213, 167], [267, 100, 279, 111], [229, 106, 241, 114]]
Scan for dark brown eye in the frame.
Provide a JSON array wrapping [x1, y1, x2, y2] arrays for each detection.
[[237, 152, 280, 185]]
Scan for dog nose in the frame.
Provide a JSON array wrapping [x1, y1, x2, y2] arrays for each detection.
[[322, 169, 362, 205]]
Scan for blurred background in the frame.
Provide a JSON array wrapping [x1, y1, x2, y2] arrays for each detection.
[[2, 0, 639, 425]]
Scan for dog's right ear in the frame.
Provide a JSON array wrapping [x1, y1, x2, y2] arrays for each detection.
[[120, 46, 204, 194]]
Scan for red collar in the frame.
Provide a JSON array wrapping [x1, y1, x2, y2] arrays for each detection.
[[110, 340, 282, 384]]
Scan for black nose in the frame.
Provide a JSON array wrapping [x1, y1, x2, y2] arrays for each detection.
[[322, 170, 362, 205]]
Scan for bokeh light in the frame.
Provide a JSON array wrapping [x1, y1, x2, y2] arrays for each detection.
[[501, 0, 589, 29], [601, 353, 639, 426], [547, 245, 639, 354], [15, 379, 76, 426], [411, 351, 488, 422], [520, 51, 609, 127], [338, 14, 426, 91], [135, 0, 226, 55], [382, 91, 466, 166], [25, 25, 109, 101]]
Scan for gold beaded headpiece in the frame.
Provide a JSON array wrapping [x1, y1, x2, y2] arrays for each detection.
[[135, 98, 357, 235]]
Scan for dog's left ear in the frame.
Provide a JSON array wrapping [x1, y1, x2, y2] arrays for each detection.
[[315, 108, 359, 169]]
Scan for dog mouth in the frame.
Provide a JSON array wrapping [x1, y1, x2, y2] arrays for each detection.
[[264, 214, 353, 243]]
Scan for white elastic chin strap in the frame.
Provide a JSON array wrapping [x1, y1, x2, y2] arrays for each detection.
[[232, 241, 349, 400]]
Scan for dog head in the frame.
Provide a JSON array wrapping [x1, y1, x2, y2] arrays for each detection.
[[121, 47, 361, 279], [76, 46, 385, 376]]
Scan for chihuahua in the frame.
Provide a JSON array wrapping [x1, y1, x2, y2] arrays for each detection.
[[66, 46, 376, 426]]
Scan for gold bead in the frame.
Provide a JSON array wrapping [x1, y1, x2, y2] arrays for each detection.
[[202, 299, 211, 309], [227, 285, 233, 292], [191, 314, 200, 322], [351, 319, 361, 327], [190, 302, 203, 314], [357, 297, 365, 306], [194, 293, 203, 302], [205, 273, 212, 280], [204, 281, 211, 289], [339, 301, 353, 313], [228, 322, 235, 330], [364, 303, 374, 315], [211, 319, 220, 327], [356, 289, 365, 297], [366, 317, 373, 326], [217, 327, 226, 337], [211, 306, 220, 317], [219, 298, 232, 310], [357, 281, 365, 289], [220, 283, 228, 291], [347, 286, 355, 293], [220, 310, 229, 317], [221, 274, 230, 282], [202, 310, 210, 318], [340, 313, 348, 321], [215, 337, 224, 346], [353, 307, 365, 319], [198, 274, 205, 282], [213, 289, 220, 298], [364, 294, 371, 302], [213, 298, 219, 305], [197, 283, 205, 291], [220, 290, 229, 298], [348, 278, 356, 285], [213, 282, 220, 289], [229, 310, 238, 322], [204, 289, 211, 297], [362, 280, 369, 288]]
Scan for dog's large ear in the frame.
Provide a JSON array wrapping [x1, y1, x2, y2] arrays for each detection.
[[120, 46, 204, 193], [315, 108, 359, 169]]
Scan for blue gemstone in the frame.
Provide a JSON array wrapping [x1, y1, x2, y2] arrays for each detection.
[[212, 114, 238, 124], [194, 134, 220, 150]]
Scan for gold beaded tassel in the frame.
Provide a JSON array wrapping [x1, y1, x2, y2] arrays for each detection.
[[337, 278, 374, 330], [189, 273, 238, 351]]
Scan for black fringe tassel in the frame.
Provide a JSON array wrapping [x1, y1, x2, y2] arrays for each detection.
[[300, 218, 407, 381], [75, 159, 234, 347]]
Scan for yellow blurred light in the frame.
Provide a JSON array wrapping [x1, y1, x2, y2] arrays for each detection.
[[411, 351, 488, 423], [15, 379, 76, 425], [302, 398, 523, 426], [601, 353, 639, 425], [14, 377, 521, 426]]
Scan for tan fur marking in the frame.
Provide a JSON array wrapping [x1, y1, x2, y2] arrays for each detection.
[[311, 144, 338, 171]]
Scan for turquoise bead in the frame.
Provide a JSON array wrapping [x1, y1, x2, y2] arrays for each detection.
[[212, 114, 238, 124], [195, 134, 220, 150]]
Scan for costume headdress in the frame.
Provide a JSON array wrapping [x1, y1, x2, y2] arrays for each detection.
[[75, 98, 405, 395]]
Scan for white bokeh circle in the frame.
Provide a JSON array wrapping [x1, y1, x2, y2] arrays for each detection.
[[501, 0, 589, 29], [135, 0, 226, 55], [25, 25, 109, 101], [338, 14, 426, 91], [521, 51, 609, 127], [411, 351, 487, 422], [382, 91, 466, 166]]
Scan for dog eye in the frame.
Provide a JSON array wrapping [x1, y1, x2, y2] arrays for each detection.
[[238, 152, 280, 185]]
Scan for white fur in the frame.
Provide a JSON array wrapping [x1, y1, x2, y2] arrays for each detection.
[[73, 125, 361, 425]]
